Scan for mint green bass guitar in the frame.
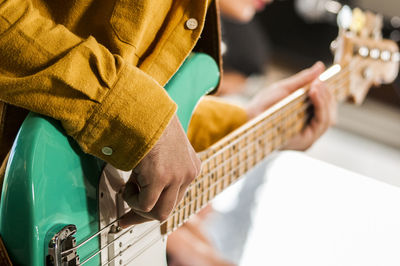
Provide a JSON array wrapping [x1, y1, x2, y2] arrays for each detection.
[[0, 53, 220, 265]]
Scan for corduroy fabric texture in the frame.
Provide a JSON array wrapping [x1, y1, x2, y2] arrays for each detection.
[[188, 96, 248, 152]]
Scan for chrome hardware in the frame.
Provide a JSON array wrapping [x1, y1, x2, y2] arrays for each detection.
[[393, 52, 400, 62], [47, 225, 79, 266], [358, 46, 369, 57], [380, 50, 391, 61], [370, 49, 380, 59], [330, 40, 338, 53], [362, 67, 373, 79], [109, 224, 123, 234], [337, 5, 352, 29]]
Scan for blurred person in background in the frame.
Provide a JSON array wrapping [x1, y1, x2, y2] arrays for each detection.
[[218, 0, 273, 95], [166, 0, 338, 265]]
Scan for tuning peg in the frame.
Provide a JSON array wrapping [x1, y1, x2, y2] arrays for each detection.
[[362, 66, 373, 80], [393, 52, 400, 62], [358, 46, 369, 57], [330, 40, 338, 53], [372, 14, 383, 40], [380, 50, 391, 62], [350, 8, 366, 34], [337, 5, 352, 30], [370, 49, 380, 59]]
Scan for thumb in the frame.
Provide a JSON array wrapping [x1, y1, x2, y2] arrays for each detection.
[[281, 61, 325, 93]]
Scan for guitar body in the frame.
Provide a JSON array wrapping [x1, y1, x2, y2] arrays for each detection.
[[0, 53, 220, 265]]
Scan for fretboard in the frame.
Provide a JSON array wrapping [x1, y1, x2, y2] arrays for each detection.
[[162, 63, 350, 234]]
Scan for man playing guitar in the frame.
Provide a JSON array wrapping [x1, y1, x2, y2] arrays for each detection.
[[0, 0, 336, 264]]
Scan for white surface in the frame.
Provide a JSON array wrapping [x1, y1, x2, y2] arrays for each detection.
[[240, 152, 400, 266], [307, 127, 400, 187]]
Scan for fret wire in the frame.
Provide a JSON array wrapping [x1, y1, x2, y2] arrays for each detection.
[[325, 68, 351, 100], [329, 78, 351, 101], [149, 66, 355, 238], [76, 64, 352, 262], [327, 73, 350, 92], [168, 64, 352, 232], [325, 64, 350, 85]]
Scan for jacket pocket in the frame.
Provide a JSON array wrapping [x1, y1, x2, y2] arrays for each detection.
[[110, 0, 171, 51]]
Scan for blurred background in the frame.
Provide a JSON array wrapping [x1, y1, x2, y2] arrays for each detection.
[[219, 0, 400, 183], [203, 0, 400, 264]]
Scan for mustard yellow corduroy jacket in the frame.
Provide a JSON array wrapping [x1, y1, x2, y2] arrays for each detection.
[[0, 0, 247, 171]]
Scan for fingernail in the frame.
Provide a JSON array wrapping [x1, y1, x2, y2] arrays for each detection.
[[312, 61, 323, 70], [242, 6, 255, 20], [122, 185, 131, 199]]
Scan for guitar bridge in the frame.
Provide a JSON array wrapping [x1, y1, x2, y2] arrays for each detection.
[[47, 225, 79, 266]]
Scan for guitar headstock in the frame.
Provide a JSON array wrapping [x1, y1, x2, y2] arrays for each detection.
[[332, 6, 399, 104]]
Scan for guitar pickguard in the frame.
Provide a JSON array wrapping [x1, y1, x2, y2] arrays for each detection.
[[99, 165, 167, 266]]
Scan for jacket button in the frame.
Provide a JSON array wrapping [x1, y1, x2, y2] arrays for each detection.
[[185, 18, 198, 30], [102, 146, 113, 156]]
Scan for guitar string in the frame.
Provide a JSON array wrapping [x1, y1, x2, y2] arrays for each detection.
[[83, 112, 311, 265], [194, 64, 350, 168], [68, 100, 309, 262], [196, 94, 309, 165], [69, 64, 351, 260], [80, 222, 160, 265], [81, 120, 297, 265], [111, 69, 354, 262], [80, 94, 318, 264], [68, 63, 351, 262], [78, 108, 308, 264], [186, 67, 350, 193], [114, 66, 352, 258]]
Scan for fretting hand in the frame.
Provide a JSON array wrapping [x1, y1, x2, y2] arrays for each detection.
[[246, 62, 337, 151]]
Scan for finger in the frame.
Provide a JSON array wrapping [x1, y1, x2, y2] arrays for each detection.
[[119, 210, 152, 228], [327, 89, 338, 126], [149, 185, 180, 221], [175, 184, 189, 208], [319, 86, 331, 134], [308, 81, 328, 137], [123, 179, 164, 213], [281, 62, 325, 93], [128, 184, 180, 222]]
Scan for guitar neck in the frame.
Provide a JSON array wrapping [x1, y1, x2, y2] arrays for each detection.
[[162, 64, 349, 234]]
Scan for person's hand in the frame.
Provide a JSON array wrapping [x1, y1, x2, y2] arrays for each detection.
[[246, 62, 337, 151], [167, 220, 235, 266], [120, 115, 201, 227]]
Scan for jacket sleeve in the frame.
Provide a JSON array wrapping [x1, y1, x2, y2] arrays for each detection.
[[188, 96, 248, 152], [0, 0, 177, 170]]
